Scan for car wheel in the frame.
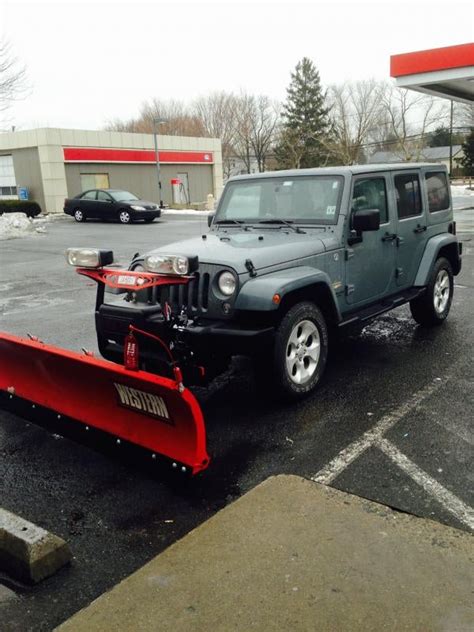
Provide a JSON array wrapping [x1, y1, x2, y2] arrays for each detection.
[[271, 301, 328, 400], [119, 210, 132, 224], [74, 209, 85, 222], [410, 257, 454, 326]]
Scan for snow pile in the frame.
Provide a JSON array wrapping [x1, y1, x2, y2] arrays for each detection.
[[0, 212, 47, 240], [451, 184, 474, 197], [162, 208, 211, 217]]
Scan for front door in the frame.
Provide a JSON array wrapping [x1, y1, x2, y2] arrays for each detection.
[[391, 171, 427, 287], [345, 174, 396, 306], [80, 189, 99, 217], [96, 190, 116, 219]]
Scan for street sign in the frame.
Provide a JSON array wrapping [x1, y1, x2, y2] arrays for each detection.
[[18, 187, 29, 201]]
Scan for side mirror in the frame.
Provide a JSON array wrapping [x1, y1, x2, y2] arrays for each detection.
[[207, 212, 215, 228], [352, 208, 380, 232]]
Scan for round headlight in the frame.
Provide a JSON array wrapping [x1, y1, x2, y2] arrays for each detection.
[[218, 271, 236, 296]]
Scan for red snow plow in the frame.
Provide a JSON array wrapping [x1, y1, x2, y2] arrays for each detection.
[[0, 249, 211, 475]]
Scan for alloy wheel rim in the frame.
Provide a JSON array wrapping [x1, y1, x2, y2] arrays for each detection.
[[75, 210, 83, 220], [433, 269, 450, 313], [120, 212, 130, 223], [285, 319, 320, 385]]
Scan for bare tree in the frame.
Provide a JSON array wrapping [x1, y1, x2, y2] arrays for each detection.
[[326, 80, 386, 164], [139, 99, 205, 136], [379, 85, 448, 160], [106, 98, 205, 137], [454, 102, 474, 130], [0, 40, 27, 120], [250, 95, 280, 172], [231, 93, 280, 173], [193, 92, 238, 178]]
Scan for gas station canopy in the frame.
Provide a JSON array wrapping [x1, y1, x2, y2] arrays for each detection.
[[390, 43, 474, 104]]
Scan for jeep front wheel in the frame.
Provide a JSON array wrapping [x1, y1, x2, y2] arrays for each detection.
[[273, 302, 328, 399], [410, 257, 453, 326]]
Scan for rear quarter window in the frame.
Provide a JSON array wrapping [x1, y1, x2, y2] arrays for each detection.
[[426, 172, 450, 212], [394, 173, 422, 219]]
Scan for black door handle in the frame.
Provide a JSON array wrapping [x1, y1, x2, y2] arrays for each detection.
[[414, 225, 427, 234], [382, 233, 397, 242]]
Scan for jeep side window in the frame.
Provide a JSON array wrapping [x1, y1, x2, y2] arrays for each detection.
[[351, 177, 388, 224], [394, 173, 422, 218], [426, 172, 450, 212]]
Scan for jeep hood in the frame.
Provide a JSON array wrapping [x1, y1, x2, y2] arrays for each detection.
[[144, 230, 328, 274]]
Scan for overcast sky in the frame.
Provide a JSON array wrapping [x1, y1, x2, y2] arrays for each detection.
[[1, 0, 473, 131]]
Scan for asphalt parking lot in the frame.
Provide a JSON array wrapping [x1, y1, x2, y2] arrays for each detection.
[[1, 209, 473, 631]]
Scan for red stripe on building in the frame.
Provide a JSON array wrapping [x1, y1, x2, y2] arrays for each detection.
[[390, 43, 474, 78], [63, 147, 214, 164]]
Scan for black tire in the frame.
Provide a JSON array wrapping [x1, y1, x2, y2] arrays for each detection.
[[410, 257, 454, 326], [118, 209, 132, 224], [74, 208, 86, 222], [271, 301, 329, 400]]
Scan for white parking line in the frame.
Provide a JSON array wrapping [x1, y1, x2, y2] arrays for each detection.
[[311, 377, 446, 485], [378, 438, 474, 531]]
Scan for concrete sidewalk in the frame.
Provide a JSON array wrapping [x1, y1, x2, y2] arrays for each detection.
[[57, 475, 473, 632]]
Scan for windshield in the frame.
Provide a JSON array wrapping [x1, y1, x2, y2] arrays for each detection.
[[216, 176, 344, 225], [111, 190, 139, 201]]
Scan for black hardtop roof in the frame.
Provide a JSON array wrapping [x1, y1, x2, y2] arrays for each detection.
[[228, 163, 446, 182]]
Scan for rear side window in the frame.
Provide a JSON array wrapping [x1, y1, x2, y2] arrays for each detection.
[[97, 191, 112, 202], [352, 177, 388, 224], [426, 172, 450, 212], [82, 190, 97, 200], [394, 173, 422, 219]]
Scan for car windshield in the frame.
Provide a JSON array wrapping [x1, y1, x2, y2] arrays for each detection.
[[216, 176, 344, 225], [110, 190, 139, 201]]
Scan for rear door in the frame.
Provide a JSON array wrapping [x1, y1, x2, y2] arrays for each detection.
[[345, 173, 396, 306], [391, 171, 427, 288]]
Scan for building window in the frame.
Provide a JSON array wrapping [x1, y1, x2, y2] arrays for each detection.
[[426, 172, 449, 212], [0, 155, 16, 198], [0, 186, 17, 196], [394, 173, 422, 219], [80, 173, 109, 191]]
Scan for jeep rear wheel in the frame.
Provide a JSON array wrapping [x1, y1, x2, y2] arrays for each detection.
[[410, 257, 453, 326], [273, 301, 328, 400]]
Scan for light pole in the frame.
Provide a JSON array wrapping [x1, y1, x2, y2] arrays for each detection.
[[153, 118, 166, 208]]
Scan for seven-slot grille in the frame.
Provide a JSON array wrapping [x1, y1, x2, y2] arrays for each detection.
[[134, 263, 225, 317], [152, 270, 210, 316]]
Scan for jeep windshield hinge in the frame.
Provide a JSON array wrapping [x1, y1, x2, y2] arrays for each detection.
[[245, 259, 257, 277]]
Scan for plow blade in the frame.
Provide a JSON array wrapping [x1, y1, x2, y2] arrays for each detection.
[[0, 332, 209, 475]]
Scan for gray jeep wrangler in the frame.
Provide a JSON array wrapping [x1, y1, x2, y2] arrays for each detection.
[[95, 164, 462, 399]]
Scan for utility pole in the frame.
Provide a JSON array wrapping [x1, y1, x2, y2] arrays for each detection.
[[449, 100, 454, 178], [153, 118, 166, 209]]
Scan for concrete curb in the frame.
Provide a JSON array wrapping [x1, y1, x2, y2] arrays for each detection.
[[0, 508, 72, 584]]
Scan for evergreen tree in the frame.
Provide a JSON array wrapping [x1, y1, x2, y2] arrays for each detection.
[[459, 129, 474, 176], [275, 58, 331, 169]]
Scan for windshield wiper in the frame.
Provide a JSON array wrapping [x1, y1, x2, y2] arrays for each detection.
[[257, 219, 305, 234], [214, 219, 245, 225]]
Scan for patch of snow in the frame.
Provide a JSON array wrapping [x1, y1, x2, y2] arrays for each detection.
[[162, 209, 211, 217], [451, 184, 474, 197], [0, 212, 47, 240]]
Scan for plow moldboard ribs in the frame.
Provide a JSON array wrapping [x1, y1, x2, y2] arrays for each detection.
[[0, 332, 209, 474]]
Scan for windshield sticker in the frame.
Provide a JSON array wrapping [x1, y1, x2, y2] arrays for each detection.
[[326, 205, 336, 216], [283, 181, 293, 187], [332, 181, 339, 189]]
